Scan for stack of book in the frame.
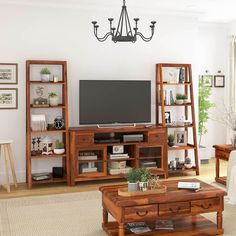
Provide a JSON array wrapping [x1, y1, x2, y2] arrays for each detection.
[[108, 153, 129, 159], [32, 172, 51, 181], [80, 162, 97, 173], [164, 89, 175, 105], [140, 160, 157, 169], [78, 155, 98, 161]]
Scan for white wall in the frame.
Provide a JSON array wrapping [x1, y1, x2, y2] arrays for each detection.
[[0, 2, 226, 182]]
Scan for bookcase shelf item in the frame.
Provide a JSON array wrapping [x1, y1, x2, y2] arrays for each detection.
[[156, 63, 199, 176], [69, 125, 167, 185], [26, 60, 70, 189]]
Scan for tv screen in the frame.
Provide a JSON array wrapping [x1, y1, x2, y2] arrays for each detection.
[[79, 80, 151, 125]]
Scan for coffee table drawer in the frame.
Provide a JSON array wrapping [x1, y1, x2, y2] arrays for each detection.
[[124, 204, 158, 222], [159, 201, 190, 216], [191, 198, 220, 213]]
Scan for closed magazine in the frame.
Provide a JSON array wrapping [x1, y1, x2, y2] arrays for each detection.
[[155, 220, 174, 230], [126, 222, 151, 234]]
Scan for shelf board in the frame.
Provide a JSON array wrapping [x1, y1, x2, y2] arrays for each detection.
[[30, 104, 66, 109], [30, 81, 65, 85], [168, 167, 197, 174], [31, 129, 67, 134], [159, 103, 192, 107], [157, 82, 191, 86], [166, 125, 193, 128], [31, 154, 67, 158], [168, 144, 196, 151], [32, 176, 67, 184], [78, 159, 104, 163], [139, 156, 162, 160]]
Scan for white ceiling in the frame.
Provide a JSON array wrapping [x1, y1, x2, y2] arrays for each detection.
[[1, 0, 236, 23]]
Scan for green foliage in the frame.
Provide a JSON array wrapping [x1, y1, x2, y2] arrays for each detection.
[[126, 168, 139, 183], [168, 134, 175, 142], [48, 92, 58, 98], [182, 94, 188, 100], [137, 168, 150, 182], [198, 79, 215, 146], [176, 94, 187, 100], [55, 140, 64, 149], [40, 67, 51, 75], [185, 157, 191, 164]]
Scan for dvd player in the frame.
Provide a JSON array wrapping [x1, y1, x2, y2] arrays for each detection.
[[95, 139, 120, 144], [123, 134, 144, 142]]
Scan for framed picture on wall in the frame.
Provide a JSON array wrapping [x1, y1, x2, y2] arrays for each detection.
[[174, 130, 187, 146], [0, 88, 18, 109], [201, 75, 213, 87], [164, 110, 172, 124], [214, 75, 225, 87], [0, 63, 18, 84]]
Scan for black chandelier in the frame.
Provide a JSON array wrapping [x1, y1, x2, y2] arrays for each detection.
[[92, 0, 156, 43]]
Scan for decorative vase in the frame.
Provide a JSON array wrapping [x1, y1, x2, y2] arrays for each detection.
[[138, 182, 148, 191], [49, 96, 59, 106], [175, 99, 183, 105], [184, 163, 193, 169], [128, 182, 138, 192], [168, 141, 175, 147], [41, 74, 50, 82]]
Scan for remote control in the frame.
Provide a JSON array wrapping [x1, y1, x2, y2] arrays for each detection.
[[145, 124, 153, 128]]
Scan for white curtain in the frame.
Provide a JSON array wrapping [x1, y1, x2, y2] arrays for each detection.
[[230, 36, 236, 105]]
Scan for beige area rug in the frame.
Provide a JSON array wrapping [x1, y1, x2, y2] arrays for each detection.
[[0, 181, 235, 236]]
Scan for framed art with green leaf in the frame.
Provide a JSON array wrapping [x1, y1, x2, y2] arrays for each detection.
[[201, 74, 213, 87]]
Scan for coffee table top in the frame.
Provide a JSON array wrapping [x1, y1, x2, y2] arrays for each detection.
[[99, 179, 227, 207]]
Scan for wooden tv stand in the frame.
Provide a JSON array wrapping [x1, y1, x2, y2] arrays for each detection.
[[69, 125, 167, 185]]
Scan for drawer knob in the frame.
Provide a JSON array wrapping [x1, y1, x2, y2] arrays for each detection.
[[136, 211, 148, 217], [169, 207, 181, 213], [195, 203, 212, 209]]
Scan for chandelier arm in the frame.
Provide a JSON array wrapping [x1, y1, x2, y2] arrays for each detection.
[[136, 31, 154, 42], [94, 31, 113, 42], [124, 7, 134, 37]]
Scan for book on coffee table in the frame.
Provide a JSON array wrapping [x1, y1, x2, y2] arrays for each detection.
[[155, 220, 174, 230], [126, 222, 151, 234]]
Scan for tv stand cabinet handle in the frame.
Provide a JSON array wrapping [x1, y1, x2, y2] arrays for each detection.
[[136, 211, 148, 217]]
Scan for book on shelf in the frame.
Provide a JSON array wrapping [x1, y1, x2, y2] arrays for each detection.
[[108, 153, 129, 159], [140, 161, 157, 169], [178, 182, 200, 190], [32, 172, 51, 181], [126, 222, 151, 234], [78, 155, 98, 161], [155, 220, 174, 230], [164, 89, 175, 105], [81, 167, 98, 173]]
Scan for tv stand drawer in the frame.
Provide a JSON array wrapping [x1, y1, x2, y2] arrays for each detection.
[[76, 133, 94, 145]]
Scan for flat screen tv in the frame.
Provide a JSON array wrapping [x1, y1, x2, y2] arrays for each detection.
[[79, 80, 151, 125]]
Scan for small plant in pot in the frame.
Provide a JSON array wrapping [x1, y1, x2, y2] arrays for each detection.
[[175, 93, 184, 105], [168, 134, 175, 147], [54, 140, 65, 154], [184, 157, 193, 169], [48, 92, 59, 106], [126, 168, 139, 192], [137, 168, 150, 192], [182, 94, 188, 104], [40, 67, 51, 82]]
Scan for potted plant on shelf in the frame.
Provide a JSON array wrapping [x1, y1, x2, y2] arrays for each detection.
[[184, 157, 193, 169], [54, 140, 65, 154], [48, 92, 59, 106], [137, 168, 150, 191], [40, 68, 51, 82], [198, 78, 215, 163], [168, 134, 175, 147], [182, 94, 188, 104], [126, 168, 139, 192], [175, 94, 184, 105]]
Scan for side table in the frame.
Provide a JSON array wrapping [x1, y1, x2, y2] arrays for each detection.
[[213, 144, 236, 185]]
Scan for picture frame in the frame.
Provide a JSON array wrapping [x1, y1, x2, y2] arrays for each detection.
[[164, 110, 172, 124], [174, 130, 187, 146], [214, 75, 225, 88], [201, 75, 213, 87], [0, 63, 18, 84], [0, 88, 18, 109], [163, 67, 180, 83]]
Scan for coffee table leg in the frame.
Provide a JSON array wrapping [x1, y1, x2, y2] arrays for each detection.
[[103, 207, 108, 224], [118, 223, 125, 236], [217, 211, 223, 230]]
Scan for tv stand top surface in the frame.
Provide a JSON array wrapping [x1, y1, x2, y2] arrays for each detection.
[[69, 125, 162, 133]]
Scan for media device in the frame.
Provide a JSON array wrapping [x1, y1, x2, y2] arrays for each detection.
[[123, 134, 144, 143], [112, 145, 124, 154], [79, 80, 151, 125]]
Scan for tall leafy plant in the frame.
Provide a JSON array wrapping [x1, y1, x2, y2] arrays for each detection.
[[198, 78, 215, 147]]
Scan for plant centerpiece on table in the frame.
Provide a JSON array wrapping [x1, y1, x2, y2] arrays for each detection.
[[40, 67, 51, 82], [54, 140, 65, 154], [126, 168, 139, 192], [137, 168, 150, 191], [48, 92, 59, 106], [168, 134, 175, 147]]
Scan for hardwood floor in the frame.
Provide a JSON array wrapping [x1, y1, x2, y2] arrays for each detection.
[[0, 158, 227, 199]]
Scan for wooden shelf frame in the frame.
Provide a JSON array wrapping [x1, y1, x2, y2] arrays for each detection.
[[26, 60, 70, 189], [156, 63, 199, 176]]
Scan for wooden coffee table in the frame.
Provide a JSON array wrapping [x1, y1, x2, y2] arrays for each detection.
[[99, 179, 226, 236]]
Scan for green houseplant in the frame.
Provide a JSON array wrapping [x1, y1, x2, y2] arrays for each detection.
[[40, 67, 51, 82], [48, 92, 59, 106], [168, 134, 175, 147], [126, 168, 139, 192], [54, 140, 65, 154], [198, 78, 215, 162], [175, 93, 184, 105], [137, 168, 150, 191]]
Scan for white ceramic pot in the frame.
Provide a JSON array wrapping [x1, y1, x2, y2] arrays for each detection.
[[54, 149, 65, 154], [184, 163, 193, 169], [183, 99, 188, 104], [49, 96, 59, 106], [175, 99, 184, 105], [138, 182, 148, 191], [128, 182, 138, 192], [41, 74, 50, 82]]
